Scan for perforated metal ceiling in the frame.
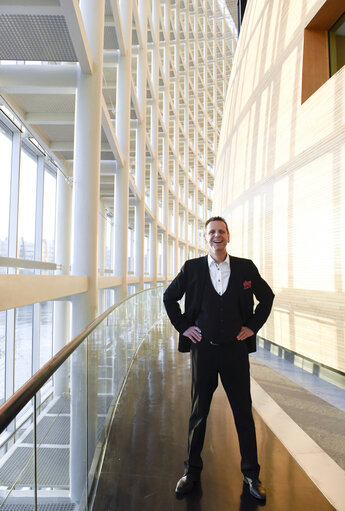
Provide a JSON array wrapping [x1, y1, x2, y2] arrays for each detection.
[[15, 94, 75, 114], [0, 14, 77, 61]]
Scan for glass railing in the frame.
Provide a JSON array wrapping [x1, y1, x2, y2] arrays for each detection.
[[0, 286, 164, 510]]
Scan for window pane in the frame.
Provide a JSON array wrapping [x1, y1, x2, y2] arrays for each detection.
[[0, 122, 12, 258], [329, 12, 345, 76], [17, 148, 37, 260], [42, 170, 56, 263], [40, 301, 53, 367], [105, 215, 112, 270], [15, 305, 33, 391], [0, 310, 6, 405], [128, 227, 134, 272]]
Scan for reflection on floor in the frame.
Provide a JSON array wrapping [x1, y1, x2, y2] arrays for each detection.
[[92, 318, 337, 511]]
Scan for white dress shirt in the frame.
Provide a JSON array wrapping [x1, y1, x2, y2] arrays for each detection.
[[207, 254, 231, 295]]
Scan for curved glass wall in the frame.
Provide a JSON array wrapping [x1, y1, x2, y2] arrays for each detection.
[[0, 286, 164, 509]]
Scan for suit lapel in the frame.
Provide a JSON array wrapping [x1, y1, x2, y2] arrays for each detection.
[[192, 256, 208, 315], [229, 256, 244, 295]]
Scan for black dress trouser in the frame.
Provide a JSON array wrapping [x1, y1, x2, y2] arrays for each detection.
[[185, 341, 260, 479]]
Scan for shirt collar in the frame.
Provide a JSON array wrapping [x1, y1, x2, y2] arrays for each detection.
[[207, 253, 230, 268]]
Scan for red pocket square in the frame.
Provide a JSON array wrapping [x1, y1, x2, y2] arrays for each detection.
[[243, 280, 252, 290]]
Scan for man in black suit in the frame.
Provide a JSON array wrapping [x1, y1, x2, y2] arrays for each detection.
[[163, 216, 274, 500]]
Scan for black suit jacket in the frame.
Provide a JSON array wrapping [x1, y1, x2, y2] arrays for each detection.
[[163, 255, 274, 353]]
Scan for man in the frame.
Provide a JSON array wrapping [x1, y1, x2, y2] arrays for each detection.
[[163, 216, 274, 500]]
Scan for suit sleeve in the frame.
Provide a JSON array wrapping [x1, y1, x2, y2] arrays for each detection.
[[163, 264, 192, 335], [244, 261, 274, 334]]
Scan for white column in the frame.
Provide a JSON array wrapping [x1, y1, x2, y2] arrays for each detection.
[[5, 132, 21, 406], [135, 0, 148, 290], [163, 1, 170, 283], [98, 201, 106, 313], [150, 0, 159, 286], [114, 0, 133, 298], [98, 200, 106, 278], [70, 0, 105, 502], [175, 0, 181, 270], [53, 170, 72, 396], [32, 157, 44, 390]]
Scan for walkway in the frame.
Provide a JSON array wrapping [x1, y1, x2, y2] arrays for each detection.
[[92, 317, 338, 511]]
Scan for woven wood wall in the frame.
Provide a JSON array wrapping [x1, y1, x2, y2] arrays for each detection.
[[215, 0, 345, 373]]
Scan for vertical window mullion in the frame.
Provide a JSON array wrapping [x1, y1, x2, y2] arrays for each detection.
[[8, 132, 21, 261], [34, 156, 45, 262], [32, 303, 40, 403], [5, 130, 20, 431], [5, 309, 14, 401], [33, 156, 44, 401]]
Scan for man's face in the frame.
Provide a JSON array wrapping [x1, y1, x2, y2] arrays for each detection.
[[204, 220, 230, 258]]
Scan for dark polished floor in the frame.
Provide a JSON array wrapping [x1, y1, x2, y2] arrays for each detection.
[[92, 318, 335, 511]]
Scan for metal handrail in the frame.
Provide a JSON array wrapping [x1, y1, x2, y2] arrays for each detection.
[[0, 286, 163, 434]]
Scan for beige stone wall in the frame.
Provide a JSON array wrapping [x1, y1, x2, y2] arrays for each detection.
[[215, 0, 345, 372]]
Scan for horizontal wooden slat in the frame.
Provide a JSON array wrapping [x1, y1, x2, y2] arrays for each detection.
[[0, 275, 88, 310]]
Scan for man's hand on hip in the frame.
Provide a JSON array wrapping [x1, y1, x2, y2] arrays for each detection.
[[237, 326, 254, 341], [183, 326, 202, 343]]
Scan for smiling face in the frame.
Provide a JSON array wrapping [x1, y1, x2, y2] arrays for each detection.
[[204, 220, 230, 262]]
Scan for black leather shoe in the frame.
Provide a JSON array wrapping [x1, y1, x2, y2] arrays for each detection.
[[175, 475, 199, 495], [243, 476, 266, 501]]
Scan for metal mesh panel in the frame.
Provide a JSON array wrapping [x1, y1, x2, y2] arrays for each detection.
[[22, 416, 70, 445], [48, 397, 70, 415], [98, 366, 112, 378], [0, 447, 69, 487], [97, 416, 106, 442], [0, 505, 76, 511], [0, 15, 77, 61], [97, 379, 112, 394], [97, 394, 113, 413], [9, 95, 75, 115]]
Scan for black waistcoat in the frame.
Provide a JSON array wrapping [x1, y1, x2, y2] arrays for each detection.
[[195, 267, 243, 344]]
